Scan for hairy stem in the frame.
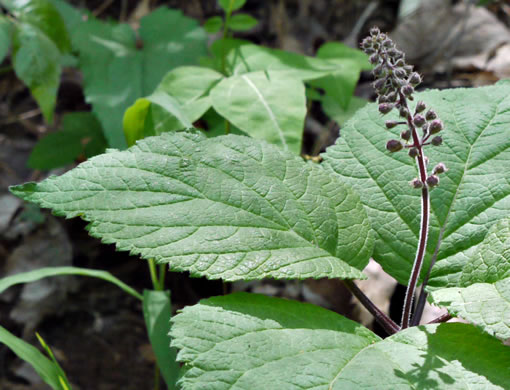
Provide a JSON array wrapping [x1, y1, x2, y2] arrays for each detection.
[[343, 279, 399, 335], [400, 95, 430, 329]]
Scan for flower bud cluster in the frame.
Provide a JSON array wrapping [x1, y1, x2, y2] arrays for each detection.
[[361, 27, 447, 189]]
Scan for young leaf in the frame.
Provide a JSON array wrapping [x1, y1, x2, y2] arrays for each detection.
[[29, 112, 107, 170], [204, 16, 223, 34], [430, 218, 510, 339], [13, 0, 71, 52], [322, 81, 510, 285], [218, 0, 246, 12], [0, 16, 12, 63], [229, 13, 258, 31], [143, 290, 179, 388], [210, 71, 306, 154], [0, 326, 69, 390], [171, 293, 510, 389], [11, 132, 373, 281], [72, 7, 207, 149], [123, 66, 223, 145], [12, 22, 61, 123], [0, 266, 143, 301]]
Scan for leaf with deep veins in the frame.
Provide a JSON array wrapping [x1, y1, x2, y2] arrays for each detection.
[[430, 218, 510, 339], [322, 81, 510, 285], [171, 293, 510, 389], [11, 132, 373, 281]]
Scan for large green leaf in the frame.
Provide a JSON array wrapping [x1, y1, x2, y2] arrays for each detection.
[[224, 43, 363, 108], [123, 66, 223, 145], [11, 132, 373, 281], [171, 293, 510, 389], [29, 112, 107, 170], [72, 7, 207, 149], [322, 81, 510, 285], [8, 0, 71, 52], [430, 218, 510, 339], [210, 71, 306, 154], [143, 290, 179, 388], [12, 22, 61, 123], [0, 326, 68, 390]]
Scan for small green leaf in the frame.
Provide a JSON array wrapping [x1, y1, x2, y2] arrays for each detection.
[[0, 326, 69, 390], [229, 13, 258, 31], [171, 293, 510, 389], [14, 0, 71, 52], [204, 16, 223, 34], [124, 66, 223, 144], [123, 98, 152, 147], [322, 82, 510, 285], [0, 266, 143, 300], [218, 0, 246, 12], [210, 71, 306, 154], [12, 22, 61, 123], [11, 132, 373, 281], [29, 112, 107, 170], [143, 290, 179, 388], [430, 218, 510, 339], [0, 16, 12, 63]]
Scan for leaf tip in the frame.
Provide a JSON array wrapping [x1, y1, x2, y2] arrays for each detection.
[[9, 182, 38, 199]]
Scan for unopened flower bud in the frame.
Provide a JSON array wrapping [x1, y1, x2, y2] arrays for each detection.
[[387, 92, 398, 102], [382, 39, 392, 48], [429, 119, 443, 134], [379, 103, 393, 115], [402, 84, 414, 96], [373, 63, 384, 76], [400, 129, 411, 141], [374, 78, 386, 91], [415, 101, 426, 113], [387, 48, 399, 57], [362, 39, 371, 49], [386, 139, 403, 152], [409, 72, 421, 85], [433, 163, 447, 175], [431, 136, 443, 146], [385, 120, 399, 129], [425, 110, 437, 121], [413, 114, 426, 127], [369, 54, 379, 64], [403, 65, 413, 74], [426, 175, 440, 187], [408, 147, 419, 158], [410, 178, 423, 189], [395, 68, 407, 79], [399, 106, 409, 118]]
